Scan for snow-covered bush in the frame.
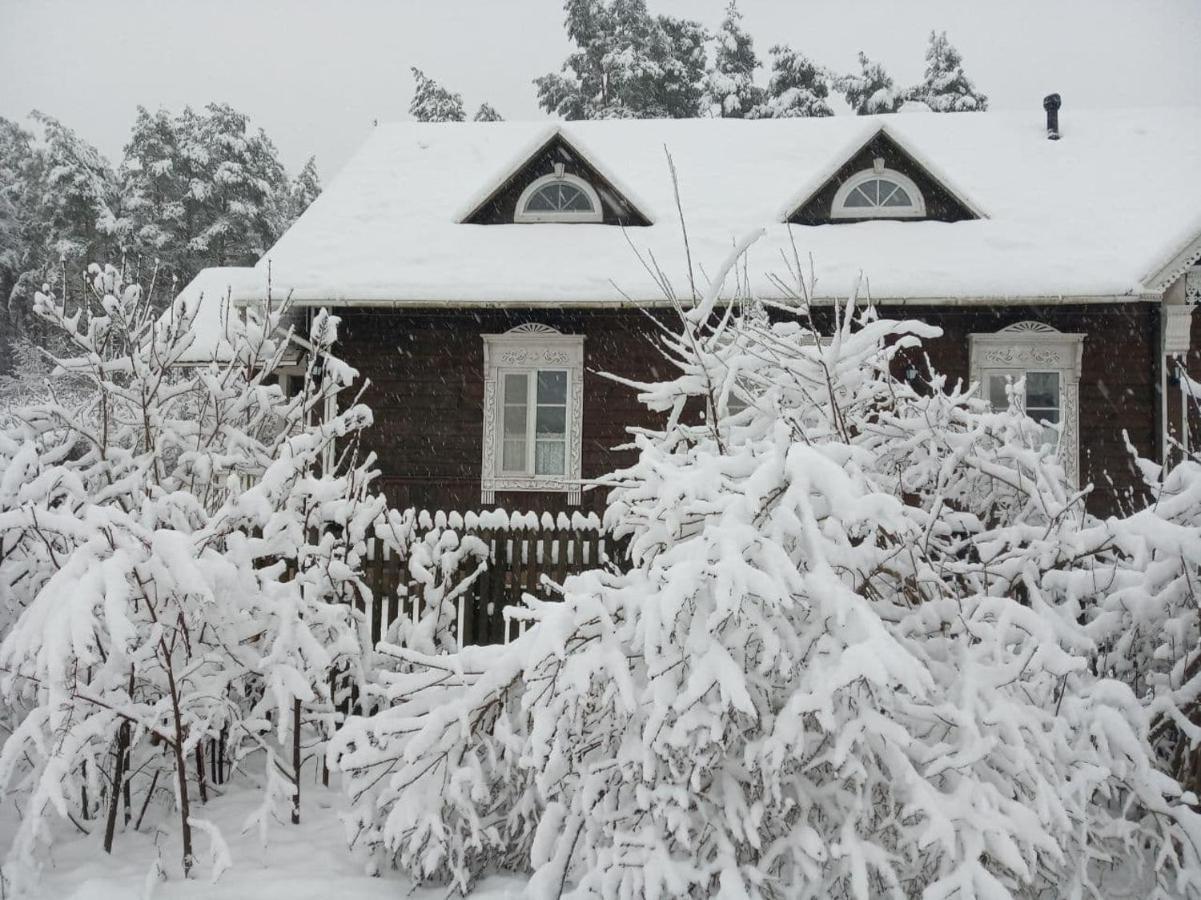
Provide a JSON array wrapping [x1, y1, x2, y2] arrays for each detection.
[[333, 242, 1201, 898], [1076, 445, 1201, 802], [0, 265, 380, 886]]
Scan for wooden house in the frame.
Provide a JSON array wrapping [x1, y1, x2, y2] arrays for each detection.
[[177, 103, 1201, 517]]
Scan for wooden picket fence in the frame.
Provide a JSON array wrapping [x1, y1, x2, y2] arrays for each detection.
[[357, 512, 629, 650]]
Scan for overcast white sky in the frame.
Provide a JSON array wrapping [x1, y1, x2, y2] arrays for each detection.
[[2, 0, 1199, 180]]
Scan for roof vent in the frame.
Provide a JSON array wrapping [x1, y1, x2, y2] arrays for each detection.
[[1043, 93, 1062, 141]]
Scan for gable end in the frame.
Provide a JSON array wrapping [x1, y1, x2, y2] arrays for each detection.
[[788, 129, 979, 226], [462, 133, 652, 226]]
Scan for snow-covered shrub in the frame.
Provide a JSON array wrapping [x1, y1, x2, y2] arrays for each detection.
[[1076, 445, 1201, 801], [0, 265, 380, 885], [334, 242, 1201, 899], [373, 508, 489, 656]]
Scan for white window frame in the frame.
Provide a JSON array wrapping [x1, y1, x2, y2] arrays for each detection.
[[481, 324, 585, 504], [970, 321, 1084, 486], [831, 164, 926, 220], [514, 170, 603, 224]]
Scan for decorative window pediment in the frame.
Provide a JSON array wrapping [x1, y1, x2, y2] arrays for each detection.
[[481, 324, 585, 504], [460, 132, 652, 226], [786, 127, 982, 225], [970, 321, 1085, 486]]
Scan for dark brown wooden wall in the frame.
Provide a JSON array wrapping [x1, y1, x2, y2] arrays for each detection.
[[338, 302, 1158, 519]]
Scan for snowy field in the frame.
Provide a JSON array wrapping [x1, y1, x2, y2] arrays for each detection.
[[0, 777, 526, 900]]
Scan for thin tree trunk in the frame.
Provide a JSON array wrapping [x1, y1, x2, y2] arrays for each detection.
[[291, 697, 302, 825], [195, 742, 208, 805], [134, 769, 160, 832], [162, 659, 193, 875], [102, 723, 130, 853]]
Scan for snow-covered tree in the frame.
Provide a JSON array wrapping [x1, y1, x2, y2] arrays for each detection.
[[906, 31, 989, 112], [753, 44, 833, 118], [472, 102, 505, 122], [119, 103, 293, 286], [289, 155, 322, 219], [702, 0, 764, 118], [0, 263, 382, 887], [1076, 438, 1201, 802], [835, 51, 903, 115], [334, 238, 1201, 898], [535, 0, 708, 119], [409, 68, 467, 123]]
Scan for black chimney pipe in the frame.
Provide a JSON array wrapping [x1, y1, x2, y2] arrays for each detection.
[[1044, 93, 1062, 140]]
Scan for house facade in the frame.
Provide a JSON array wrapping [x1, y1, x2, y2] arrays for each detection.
[[177, 105, 1201, 517]]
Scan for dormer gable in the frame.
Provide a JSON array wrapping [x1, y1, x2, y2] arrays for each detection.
[[785, 126, 983, 225], [460, 131, 652, 226]]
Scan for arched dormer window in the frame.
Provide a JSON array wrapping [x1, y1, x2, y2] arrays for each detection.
[[831, 160, 926, 220], [514, 166, 603, 224]]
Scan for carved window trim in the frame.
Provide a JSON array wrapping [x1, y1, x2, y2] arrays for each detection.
[[969, 321, 1085, 486], [481, 325, 585, 504]]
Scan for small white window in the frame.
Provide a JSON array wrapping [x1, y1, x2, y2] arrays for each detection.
[[985, 370, 1061, 450], [831, 163, 926, 220], [482, 325, 584, 503], [514, 169, 603, 224], [970, 321, 1084, 486]]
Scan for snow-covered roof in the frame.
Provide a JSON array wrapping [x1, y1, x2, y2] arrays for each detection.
[[227, 108, 1201, 306], [167, 267, 306, 363]]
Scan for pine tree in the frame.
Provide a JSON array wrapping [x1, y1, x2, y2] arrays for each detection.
[[409, 67, 466, 122], [472, 102, 504, 122], [289, 155, 321, 218], [534, 0, 708, 120], [835, 51, 902, 115], [752, 44, 833, 118], [907, 30, 989, 112], [703, 0, 764, 118], [119, 103, 292, 286]]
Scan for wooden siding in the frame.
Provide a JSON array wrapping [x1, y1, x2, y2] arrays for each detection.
[[789, 130, 977, 225], [338, 303, 1158, 519]]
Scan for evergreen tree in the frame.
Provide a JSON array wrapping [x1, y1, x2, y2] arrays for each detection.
[[753, 44, 833, 118], [835, 51, 902, 115], [703, 0, 764, 118], [2, 113, 120, 357], [120, 103, 292, 285], [472, 102, 504, 122], [907, 30, 989, 112], [289, 155, 322, 218], [409, 67, 466, 122], [534, 0, 708, 119]]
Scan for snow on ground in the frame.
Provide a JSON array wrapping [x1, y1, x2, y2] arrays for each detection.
[[0, 776, 525, 900]]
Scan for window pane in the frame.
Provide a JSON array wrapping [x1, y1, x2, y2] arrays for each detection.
[[536, 404, 566, 436], [503, 404, 526, 435], [526, 189, 555, 212], [988, 374, 1011, 410], [882, 185, 913, 207], [1028, 407, 1060, 425], [561, 186, 592, 211], [502, 439, 526, 472], [537, 370, 567, 404], [1025, 372, 1059, 410], [504, 372, 528, 404], [845, 185, 873, 207], [535, 440, 565, 475]]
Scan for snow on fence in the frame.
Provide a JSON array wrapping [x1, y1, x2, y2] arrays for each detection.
[[359, 508, 629, 650]]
